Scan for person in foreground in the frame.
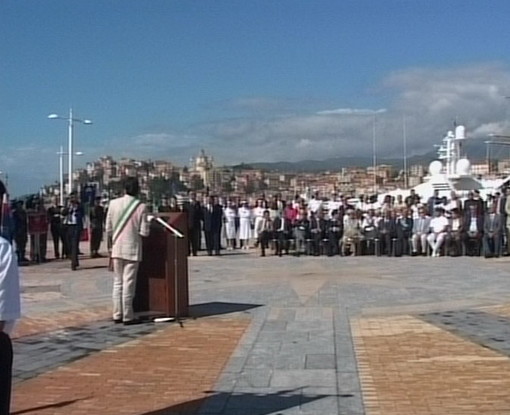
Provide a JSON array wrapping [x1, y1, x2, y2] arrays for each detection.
[[106, 177, 150, 325], [0, 180, 21, 415]]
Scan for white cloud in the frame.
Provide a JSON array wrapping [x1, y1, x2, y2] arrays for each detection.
[[7, 63, 510, 195]]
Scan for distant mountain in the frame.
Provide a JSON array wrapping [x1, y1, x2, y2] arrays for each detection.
[[243, 137, 492, 172]]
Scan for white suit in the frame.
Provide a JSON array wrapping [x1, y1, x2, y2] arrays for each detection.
[[0, 237, 20, 334], [106, 195, 150, 322]]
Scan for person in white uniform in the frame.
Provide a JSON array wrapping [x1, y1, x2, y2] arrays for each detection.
[[106, 177, 150, 325], [223, 200, 238, 250], [427, 208, 449, 257], [238, 201, 253, 249], [0, 180, 21, 415]]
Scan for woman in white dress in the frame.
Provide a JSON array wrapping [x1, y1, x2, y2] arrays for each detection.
[[238, 201, 253, 249], [223, 201, 238, 250]]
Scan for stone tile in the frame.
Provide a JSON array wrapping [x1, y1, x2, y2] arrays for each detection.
[[305, 354, 336, 369]]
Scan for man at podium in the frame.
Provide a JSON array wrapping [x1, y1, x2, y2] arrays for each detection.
[[106, 177, 150, 325]]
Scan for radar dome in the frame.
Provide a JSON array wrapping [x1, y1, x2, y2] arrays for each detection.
[[456, 158, 471, 175], [428, 160, 443, 175]]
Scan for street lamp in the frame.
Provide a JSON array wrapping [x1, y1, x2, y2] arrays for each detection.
[[56, 147, 83, 206], [48, 108, 92, 195]]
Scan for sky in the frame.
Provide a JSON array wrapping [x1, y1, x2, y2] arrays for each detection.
[[2, 0, 510, 196]]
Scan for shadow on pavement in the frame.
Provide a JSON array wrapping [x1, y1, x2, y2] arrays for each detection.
[[139, 389, 328, 415], [188, 301, 262, 318], [12, 397, 90, 414]]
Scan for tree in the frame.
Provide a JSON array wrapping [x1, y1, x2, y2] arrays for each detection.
[[189, 175, 205, 191]]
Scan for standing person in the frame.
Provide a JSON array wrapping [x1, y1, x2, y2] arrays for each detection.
[[202, 196, 223, 256], [223, 200, 237, 250], [183, 192, 202, 256], [238, 201, 252, 249], [105, 177, 150, 325], [47, 197, 63, 259], [62, 192, 84, 270], [89, 196, 105, 258], [0, 180, 21, 415], [273, 212, 290, 256], [12, 200, 28, 265], [255, 210, 273, 257], [252, 199, 266, 247]]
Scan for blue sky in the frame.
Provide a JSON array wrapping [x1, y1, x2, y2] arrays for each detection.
[[2, 0, 510, 195]]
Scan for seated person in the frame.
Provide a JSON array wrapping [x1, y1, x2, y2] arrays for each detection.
[[427, 208, 449, 257], [361, 209, 378, 255], [463, 205, 484, 256], [377, 210, 397, 256], [396, 208, 413, 256], [483, 204, 503, 258], [342, 209, 361, 256], [293, 207, 310, 256], [326, 210, 342, 256], [411, 206, 430, 255], [447, 208, 464, 256]]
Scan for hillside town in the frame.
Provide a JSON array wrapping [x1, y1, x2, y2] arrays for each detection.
[[36, 148, 510, 207]]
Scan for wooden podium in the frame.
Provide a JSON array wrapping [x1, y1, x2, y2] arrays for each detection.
[[134, 212, 189, 317]]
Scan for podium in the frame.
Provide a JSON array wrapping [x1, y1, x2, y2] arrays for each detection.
[[134, 212, 189, 317]]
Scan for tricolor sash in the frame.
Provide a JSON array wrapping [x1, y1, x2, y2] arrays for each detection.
[[112, 198, 142, 244]]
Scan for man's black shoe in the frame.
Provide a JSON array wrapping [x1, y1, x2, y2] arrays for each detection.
[[123, 319, 142, 326], [113, 319, 122, 324]]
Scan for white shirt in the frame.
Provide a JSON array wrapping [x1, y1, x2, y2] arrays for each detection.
[[308, 199, 322, 213], [0, 236, 21, 334], [451, 218, 460, 232], [469, 217, 478, 233], [430, 216, 448, 233]]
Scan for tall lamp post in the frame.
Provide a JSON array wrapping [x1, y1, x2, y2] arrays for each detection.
[[48, 108, 92, 195], [57, 147, 83, 206]]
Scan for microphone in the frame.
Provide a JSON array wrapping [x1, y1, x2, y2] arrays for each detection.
[[147, 215, 184, 238]]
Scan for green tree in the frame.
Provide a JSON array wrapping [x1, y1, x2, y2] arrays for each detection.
[[189, 175, 205, 191]]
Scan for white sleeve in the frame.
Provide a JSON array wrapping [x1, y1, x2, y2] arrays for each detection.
[[0, 239, 21, 330]]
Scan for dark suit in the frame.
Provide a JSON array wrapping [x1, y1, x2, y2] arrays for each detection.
[[326, 218, 342, 256], [89, 204, 105, 256], [202, 204, 222, 255], [463, 212, 484, 256], [483, 213, 503, 257], [309, 217, 324, 256], [63, 203, 84, 269], [47, 205, 64, 259], [378, 218, 397, 256], [447, 217, 464, 256], [273, 217, 291, 256], [396, 217, 413, 256], [184, 201, 202, 256]]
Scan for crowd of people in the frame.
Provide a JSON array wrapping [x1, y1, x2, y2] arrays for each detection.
[[3, 193, 105, 270], [180, 188, 509, 259]]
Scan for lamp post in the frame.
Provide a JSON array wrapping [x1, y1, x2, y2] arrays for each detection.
[[48, 108, 92, 195], [57, 147, 83, 206], [372, 114, 377, 194]]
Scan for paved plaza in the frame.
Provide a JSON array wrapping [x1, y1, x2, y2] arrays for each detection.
[[10, 247, 510, 415]]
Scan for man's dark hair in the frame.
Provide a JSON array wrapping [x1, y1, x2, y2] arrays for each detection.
[[124, 176, 140, 197]]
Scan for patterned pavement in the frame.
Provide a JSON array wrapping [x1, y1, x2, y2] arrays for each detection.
[[11, 248, 510, 414]]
